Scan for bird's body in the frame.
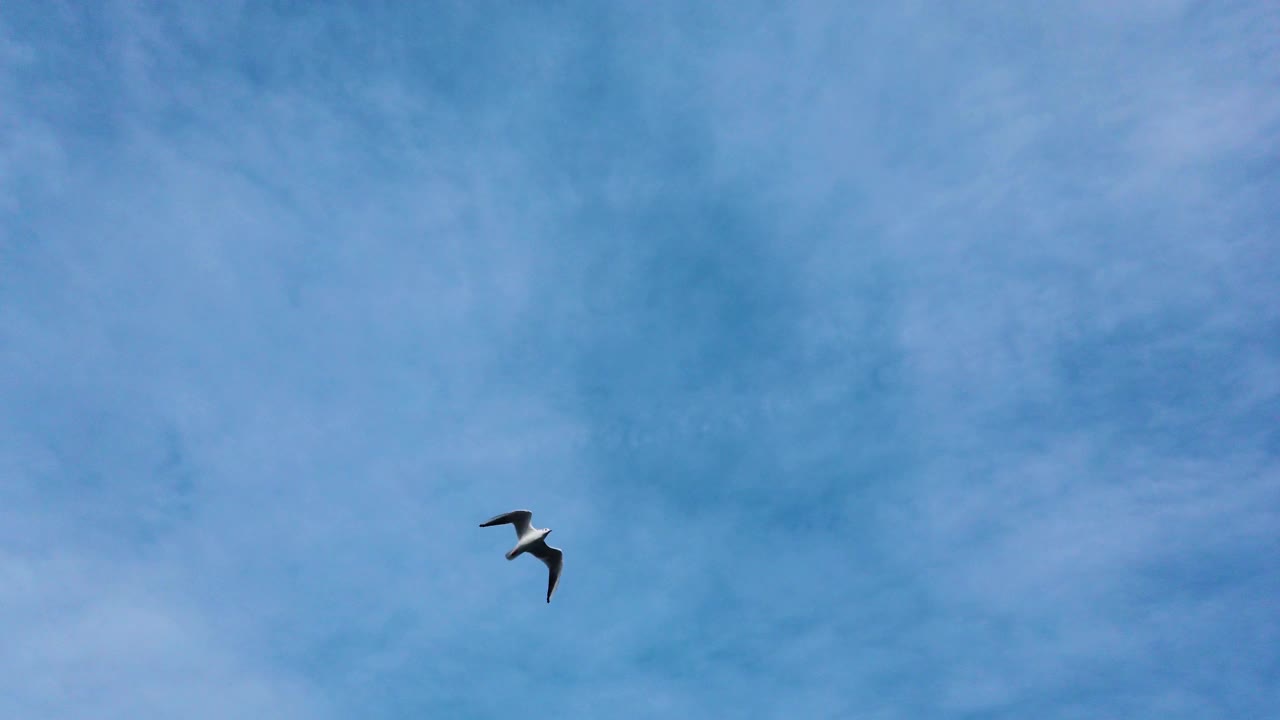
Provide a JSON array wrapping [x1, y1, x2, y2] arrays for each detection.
[[480, 509, 563, 603]]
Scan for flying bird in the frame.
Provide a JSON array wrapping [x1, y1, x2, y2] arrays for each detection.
[[479, 509, 563, 603]]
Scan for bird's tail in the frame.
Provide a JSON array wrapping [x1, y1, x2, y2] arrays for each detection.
[[505, 546, 524, 561]]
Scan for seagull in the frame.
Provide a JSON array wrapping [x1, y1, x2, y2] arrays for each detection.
[[479, 509, 564, 603]]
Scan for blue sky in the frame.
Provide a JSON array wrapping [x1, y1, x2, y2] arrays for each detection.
[[2, 2, 1278, 718]]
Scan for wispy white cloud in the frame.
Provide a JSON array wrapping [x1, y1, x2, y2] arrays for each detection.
[[0, 545, 331, 719]]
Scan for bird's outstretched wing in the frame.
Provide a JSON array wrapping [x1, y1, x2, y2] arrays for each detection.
[[528, 539, 563, 603], [479, 510, 533, 537]]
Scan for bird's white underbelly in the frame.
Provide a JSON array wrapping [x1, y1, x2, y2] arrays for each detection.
[[506, 530, 544, 559], [515, 531, 543, 548]]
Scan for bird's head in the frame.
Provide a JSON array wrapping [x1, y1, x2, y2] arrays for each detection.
[[544, 528, 553, 537]]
